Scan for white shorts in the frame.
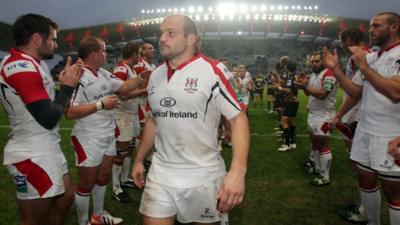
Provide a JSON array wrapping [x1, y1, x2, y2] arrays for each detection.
[[307, 120, 331, 136], [139, 175, 227, 224], [116, 113, 134, 142], [6, 154, 68, 200], [71, 135, 116, 167], [351, 129, 400, 173]]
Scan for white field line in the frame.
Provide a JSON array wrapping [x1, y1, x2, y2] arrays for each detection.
[[0, 125, 343, 139]]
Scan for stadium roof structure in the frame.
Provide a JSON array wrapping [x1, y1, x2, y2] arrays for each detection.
[[0, 2, 371, 53]]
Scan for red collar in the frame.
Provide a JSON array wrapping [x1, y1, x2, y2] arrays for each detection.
[[11, 48, 41, 64], [84, 66, 98, 77], [378, 41, 400, 57], [166, 53, 202, 80]]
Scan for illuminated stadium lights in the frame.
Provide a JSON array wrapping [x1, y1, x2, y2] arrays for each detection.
[[208, 6, 213, 12], [314, 5, 319, 10], [277, 5, 283, 11], [270, 5, 275, 11], [254, 13, 260, 20], [262, 14, 267, 20], [168, 8, 172, 13], [173, 8, 178, 12], [251, 5, 257, 12], [141, 9, 145, 14], [195, 14, 201, 21], [204, 14, 209, 21], [197, 6, 204, 13], [284, 6, 289, 10], [180, 7, 185, 12], [239, 4, 248, 13], [188, 6, 195, 13], [156, 9, 160, 13], [297, 5, 301, 10], [260, 4, 267, 11]]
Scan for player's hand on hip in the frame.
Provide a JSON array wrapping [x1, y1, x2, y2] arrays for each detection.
[[131, 162, 145, 188], [216, 169, 246, 213], [59, 56, 84, 87], [102, 95, 118, 110], [388, 136, 400, 160]]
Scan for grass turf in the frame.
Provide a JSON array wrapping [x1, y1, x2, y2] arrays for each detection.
[[0, 88, 390, 225]]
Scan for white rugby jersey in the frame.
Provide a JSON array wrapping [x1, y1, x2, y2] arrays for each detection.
[[70, 67, 123, 137], [342, 47, 371, 123], [353, 43, 400, 135], [239, 72, 252, 103], [113, 61, 139, 115], [146, 53, 244, 188], [0, 48, 61, 164], [307, 68, 337, 121]]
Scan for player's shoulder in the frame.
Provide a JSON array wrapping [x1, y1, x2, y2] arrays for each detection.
[[2, 54, 38, 78]]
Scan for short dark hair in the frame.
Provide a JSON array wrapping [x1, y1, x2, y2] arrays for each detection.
[[78, 36, 104, 60], [377, 12, 400, 36], [13, 13, 58, 46], [122, 42, 139, 59], [339, 27, 364, 44]]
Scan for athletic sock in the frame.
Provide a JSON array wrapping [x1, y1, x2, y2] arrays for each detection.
[[319, 147, 332, 180], [359, 186, 381, 225], [312, 150, 320, 173], [389, 200, 400, 225], [289, 126, 296, 144], [112, 164, 122, 194], [283, 128, 290, 147], [75, 186, 91, 225], [121, 157, 132, 183], [92, 180, 107, 216]]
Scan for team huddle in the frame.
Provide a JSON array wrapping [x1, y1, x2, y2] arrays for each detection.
[[0, 10, 399, 225]]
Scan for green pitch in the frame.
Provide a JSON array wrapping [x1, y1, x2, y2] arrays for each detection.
[[0, 89, 390, 225]]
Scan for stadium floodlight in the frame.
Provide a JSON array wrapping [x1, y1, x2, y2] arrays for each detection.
[[156, 9, 160, 13], [195, 14, 201, 21], [284, 6, 289, 10], [180, 7, 185, 12], [270, 5, 275, 11], [291, 6, 296, 10], [197, 6, 204, 13], [314, 5, 319, 10], [188, 6, 195, 13], [260, 4, 267, 11], [251, 5, 257, 12], [168, 8, 172, 12], [173, 8, 178, 12], [204, 14, 209, 21], [141, 9, 145, 14], [238, 4, 248, 13], [297, 5, 301, 10], [151, 10, 154, 13], [237, 31, 242, 35], [262, 14, 267, 20], [278, 5, 283, 11], [303, 6, 308, 10], [161, 9, 166, 13], [146, 9, 150, 13], [208, 6, 213, 12]]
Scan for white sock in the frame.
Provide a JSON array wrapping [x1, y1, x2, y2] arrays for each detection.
[[309, 150, 314, 162], [389, 201, 400, 225], [121, 157, 132, 183], [359, 187, 381, 225], [319, 147, 332, 180], [312, 150, 320, 172], [112, 164, 122, 194], [92, 183, 107, 216], [75, 187, 91, 225]]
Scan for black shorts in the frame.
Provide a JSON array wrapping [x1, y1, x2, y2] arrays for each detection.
[[283, 102, 299, 117], [254, 89, 263, 95]]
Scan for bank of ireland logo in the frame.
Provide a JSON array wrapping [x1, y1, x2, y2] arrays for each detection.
[[160, 97, 176, 107], [184, 77, 198, 94], [15, 175, 28, 193]]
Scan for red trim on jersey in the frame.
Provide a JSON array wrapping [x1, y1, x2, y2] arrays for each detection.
[[165, 54, 202, 81], [378, 41, 400, 57], [84, 66, 98, 77], [71, 136, 87, 164], [14, 159, 53, 197], [2, 49, 50, 104], [200, 55, 244, 110], [13, 48, 41, 64], [113, 61, 132, 81]]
